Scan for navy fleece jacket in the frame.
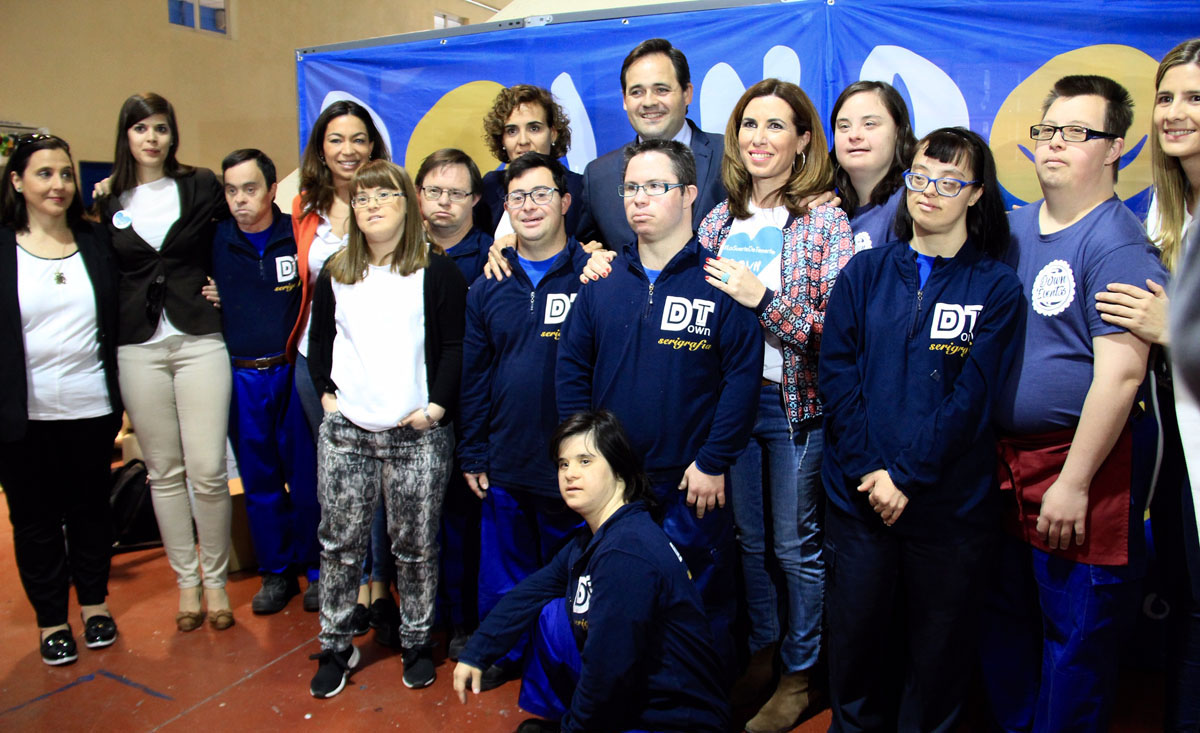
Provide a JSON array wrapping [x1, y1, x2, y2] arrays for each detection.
[[459, 502, 729, 732], [445, 227, 492, 286], [556, 237, 762, 478], [458, 239, 589, 496], [819, 240, 1024, 536], [211, 207, 300, 359]]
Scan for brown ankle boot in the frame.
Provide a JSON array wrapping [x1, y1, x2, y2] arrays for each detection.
[[744, 669, 812, 733], [730, 644, 778, 708]]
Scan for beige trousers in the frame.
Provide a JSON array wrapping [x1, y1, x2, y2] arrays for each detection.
[[118, 334, 232, 589]]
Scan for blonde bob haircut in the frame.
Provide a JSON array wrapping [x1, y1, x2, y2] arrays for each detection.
[[1150, 38, 1200, 273], [329, 160, 427, 284], [722, 78, 833, 220]]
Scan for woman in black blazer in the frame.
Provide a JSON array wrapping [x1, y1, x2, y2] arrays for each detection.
[[0, 135, 123, 665], [97, 93, 234, 631]]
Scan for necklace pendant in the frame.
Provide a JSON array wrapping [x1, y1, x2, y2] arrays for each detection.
[[54, 272, 67, 285]]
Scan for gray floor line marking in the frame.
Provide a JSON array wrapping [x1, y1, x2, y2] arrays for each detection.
[[147, 635, 317, 731]]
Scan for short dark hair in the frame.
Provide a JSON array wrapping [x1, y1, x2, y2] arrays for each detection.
[[620, 38, 690, 92], [1042, 75, 1133, 182], [829, 81, 918, 217], [503, 152, 567, 193], [108, 93, 194, 200], [482, 85, 572, 163], [622, 138, 697, 188], [299, 100, 390, 216], [415, 148, 483, 194], [221, 148, 277, 188], [893, 127, 1009, 259], [550, 410, 652, 506], [1, 135, 86, 231]]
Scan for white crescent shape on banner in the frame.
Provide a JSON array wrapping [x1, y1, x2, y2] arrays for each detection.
[[763, 46, 801, 86], [319, 90, 394, 161], [860, 45, 969, 137], [552, 72, 594, 175], [700, 62, 745, 135]]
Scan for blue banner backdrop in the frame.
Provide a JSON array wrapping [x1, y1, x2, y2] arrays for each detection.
[[296, 0, 1200, 211]]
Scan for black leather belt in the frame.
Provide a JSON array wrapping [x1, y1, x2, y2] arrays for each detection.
[[232, 354, 288, 370]]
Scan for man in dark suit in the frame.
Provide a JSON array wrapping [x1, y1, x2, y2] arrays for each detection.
[[577, 38, 725, 248]]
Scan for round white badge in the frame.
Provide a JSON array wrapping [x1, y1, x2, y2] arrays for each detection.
[[1031, 258, 1076, 317], [112, 210, 133, 229]]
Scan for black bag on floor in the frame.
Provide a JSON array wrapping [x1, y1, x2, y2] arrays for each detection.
[[110, 459, 162, 553]]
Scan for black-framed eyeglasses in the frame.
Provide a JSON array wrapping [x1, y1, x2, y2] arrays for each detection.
[[1029, 124, 1119, 143], [902, 170, 979, 197], [350, 190, 404, 208], [16, 133, 68, 151], [504, 186, 560, 210], [421, 186, 471, 202], [617, 181, 686, 198]]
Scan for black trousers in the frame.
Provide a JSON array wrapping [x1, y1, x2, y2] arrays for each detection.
[[824, 504, 995, 733], [0, 415, 116, 627]]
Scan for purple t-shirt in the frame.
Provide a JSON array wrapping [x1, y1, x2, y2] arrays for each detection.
[[848, 186, 905, 253], [997, 196, 1167, 434]]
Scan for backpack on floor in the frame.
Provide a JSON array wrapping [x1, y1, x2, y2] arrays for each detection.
[[110, 459, 162, 553]]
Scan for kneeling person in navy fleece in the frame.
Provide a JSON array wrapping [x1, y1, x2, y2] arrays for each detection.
[[454, 410, 730, 732], [555, 139, 762, 668], [458, 152, 590, 691]]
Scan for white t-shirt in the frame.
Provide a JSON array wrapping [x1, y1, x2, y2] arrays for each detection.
[[720, 203, 787, 383], [120, 177, 185, 344], [330, 264, 428, 432], [17, 247, 111, 420], [297, 214, 348, 357]]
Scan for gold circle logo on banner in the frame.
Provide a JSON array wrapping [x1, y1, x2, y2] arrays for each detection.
[[405, 80, 505, 178], [991, 44, 1158, 204]]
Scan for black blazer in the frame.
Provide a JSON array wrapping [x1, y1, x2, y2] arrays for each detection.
[[576, 119, 727, 248], [307, 251, 469, 424], [0, 223, 123, 442], [101, 168, 225, 344]]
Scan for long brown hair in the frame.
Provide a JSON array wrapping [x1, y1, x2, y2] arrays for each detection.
[[829, 81, 917, 218], [328, 161, 426, 284], [108, 93, 194, 199], [299, 100, 390, 218], [1150, 38, 1200, 272], [722, 78, 832, 220]]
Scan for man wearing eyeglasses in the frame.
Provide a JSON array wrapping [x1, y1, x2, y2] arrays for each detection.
[[982, 76, 1168, 733], [558, 140, 761, 670], [456, 152, 589, 695], [416, 148, 493, 285], [575, 38, 726, 249]]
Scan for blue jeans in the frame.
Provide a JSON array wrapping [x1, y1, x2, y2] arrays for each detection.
[[729, 384, 824, 672]]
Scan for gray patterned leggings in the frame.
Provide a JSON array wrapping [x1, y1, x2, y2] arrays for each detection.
[[316, 412, 452, 651]]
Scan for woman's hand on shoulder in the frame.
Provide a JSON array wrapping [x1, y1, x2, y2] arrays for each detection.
[[580, 249, 617, 284], [799, 189, 841, 210], [1094, 279, 1169, 346], [483, 235, 516, 281]]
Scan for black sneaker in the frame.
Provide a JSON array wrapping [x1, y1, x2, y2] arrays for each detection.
[[40, 628, 78, 666], [515, 720, 561, 733], [309, 645, 360, 698], [83, 615, 118, 649], [302, 580, 320, 612], [447, 625, 472, 660], [370, 598, 402, 649], [402, 646, 436, 689], [350, 603, 370, 637], [479, 662, 521, 691], [252, 573, 300, 615]]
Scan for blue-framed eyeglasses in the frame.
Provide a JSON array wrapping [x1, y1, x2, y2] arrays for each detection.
[[902, 170, 978, 197]]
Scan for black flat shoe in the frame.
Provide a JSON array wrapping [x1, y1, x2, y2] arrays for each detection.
[[41, 628, 78, 666], [83, 615, 118, 649]]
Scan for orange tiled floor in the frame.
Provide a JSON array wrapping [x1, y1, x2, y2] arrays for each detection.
[[0, 489, 1166, 732]]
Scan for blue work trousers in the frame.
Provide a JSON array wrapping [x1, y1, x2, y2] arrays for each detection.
[[228, 361, 320, 578], [979, 536, 1142, 733]]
